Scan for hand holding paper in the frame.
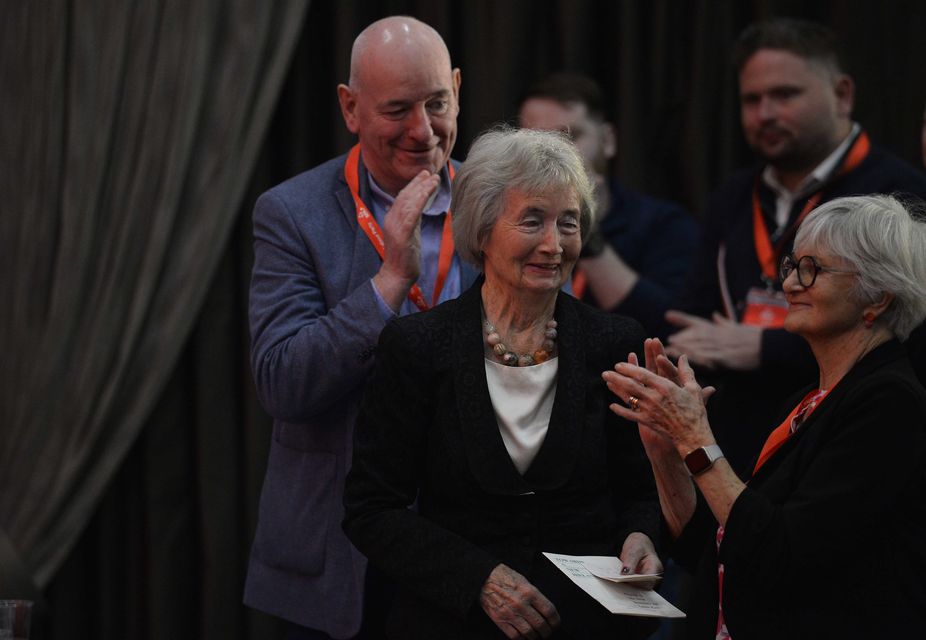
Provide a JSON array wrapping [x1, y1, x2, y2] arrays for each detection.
[[618, 531, 663, 582], [584, 557, 662, 589], [542, 553, 685, 619]]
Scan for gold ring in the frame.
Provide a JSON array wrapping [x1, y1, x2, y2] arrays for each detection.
[[628, 395, 640, 411]]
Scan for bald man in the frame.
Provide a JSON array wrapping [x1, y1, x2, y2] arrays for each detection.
[[245, 16, 475, 639]]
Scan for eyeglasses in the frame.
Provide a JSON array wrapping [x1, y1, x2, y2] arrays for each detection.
[[778, 253, 858, 288]]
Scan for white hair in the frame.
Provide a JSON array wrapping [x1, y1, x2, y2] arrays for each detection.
[[795, 194, 926, 340], [451, 125, 595, 268]]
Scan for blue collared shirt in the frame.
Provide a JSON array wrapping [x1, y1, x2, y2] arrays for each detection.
[[367, 166, 463, 318]]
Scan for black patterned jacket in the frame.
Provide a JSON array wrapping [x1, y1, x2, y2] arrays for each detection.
[[343, 279, 661, 638]]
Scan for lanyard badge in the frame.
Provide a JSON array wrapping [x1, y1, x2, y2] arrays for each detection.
[[744, 132, 870, 328]]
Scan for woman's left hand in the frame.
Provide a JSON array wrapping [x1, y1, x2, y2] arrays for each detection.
[[603, 353, 713, 454], [619, 532, 662, 586]]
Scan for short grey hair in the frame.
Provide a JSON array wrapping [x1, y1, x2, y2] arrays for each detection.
[[795, 194, 926, 340], [451, 125, 595, 268]]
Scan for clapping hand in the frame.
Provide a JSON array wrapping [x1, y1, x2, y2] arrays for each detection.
[[664, 311, 762, 371], [373, 170, 440, 310], [603, 338, 715, 454]]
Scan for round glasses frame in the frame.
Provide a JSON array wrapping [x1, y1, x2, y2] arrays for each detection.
[[778, 253, 858, 288]]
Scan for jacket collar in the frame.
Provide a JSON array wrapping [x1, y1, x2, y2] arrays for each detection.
[[334, 154, 381, 287], [451, 280, 586, 494], [749, 339, 906, 482]]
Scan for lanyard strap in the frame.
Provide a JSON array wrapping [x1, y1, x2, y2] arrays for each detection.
[[752, 131, 871, 281], [571, 267, 588, 300], [344, 144, 455, 312]]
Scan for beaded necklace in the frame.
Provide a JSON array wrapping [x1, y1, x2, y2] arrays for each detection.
[[483, 316, 557, 367]]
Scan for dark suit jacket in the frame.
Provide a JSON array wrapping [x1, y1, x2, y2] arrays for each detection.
[[674, 340, 926, 639], [245, 152, 476, 635], [593, 178, 697, 335], [343, 280, 662, 639]]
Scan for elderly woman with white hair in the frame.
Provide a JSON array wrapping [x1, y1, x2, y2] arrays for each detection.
[[343, 126, 662, 639], [604, 194, 926, 639]]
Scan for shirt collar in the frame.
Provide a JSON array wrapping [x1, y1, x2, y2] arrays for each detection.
[[762, 122, 861, 199], [367, 165, 453, 217]]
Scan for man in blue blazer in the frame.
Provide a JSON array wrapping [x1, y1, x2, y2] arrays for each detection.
[[244, 16, 475, 639]]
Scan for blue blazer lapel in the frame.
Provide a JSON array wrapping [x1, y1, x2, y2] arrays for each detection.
[[334, 161, 383, 291]]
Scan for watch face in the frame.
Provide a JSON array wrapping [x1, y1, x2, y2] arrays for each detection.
[[685, 447, 711, 475], [685, 446, 721, 476]]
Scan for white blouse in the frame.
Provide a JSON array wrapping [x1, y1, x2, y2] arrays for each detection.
[[484, 357, 558, 475]]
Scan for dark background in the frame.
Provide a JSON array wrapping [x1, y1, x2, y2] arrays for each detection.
[[26, 1, 926, 638]]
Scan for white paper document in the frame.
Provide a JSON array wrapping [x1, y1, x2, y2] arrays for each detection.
[[543, 552, 686, 618]]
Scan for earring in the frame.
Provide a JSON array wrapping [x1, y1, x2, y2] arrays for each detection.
[[863, 312, 875, 329]]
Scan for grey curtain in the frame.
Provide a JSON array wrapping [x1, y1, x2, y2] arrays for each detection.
[[0, 0, 308, 593]]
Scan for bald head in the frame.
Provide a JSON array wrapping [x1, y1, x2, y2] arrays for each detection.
[[337, 16, 461, 196], [349, 16, 452, 90]]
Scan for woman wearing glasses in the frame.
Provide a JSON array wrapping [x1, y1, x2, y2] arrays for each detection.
[[604, 194, 926, 639]]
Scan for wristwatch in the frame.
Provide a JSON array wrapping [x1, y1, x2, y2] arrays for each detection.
[[684, 444, 724, 476]]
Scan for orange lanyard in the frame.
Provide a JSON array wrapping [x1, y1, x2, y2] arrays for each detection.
[[752, 131, 870, 281], [572, 267, 588, 299], [344, 144, 455, 312]]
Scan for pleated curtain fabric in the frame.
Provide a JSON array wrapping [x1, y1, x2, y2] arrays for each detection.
[[0, 0, 308, 591]]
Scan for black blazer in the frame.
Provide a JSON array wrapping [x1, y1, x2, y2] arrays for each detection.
[[343, 280, 661, 639], [675, 340, 926, 639]]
